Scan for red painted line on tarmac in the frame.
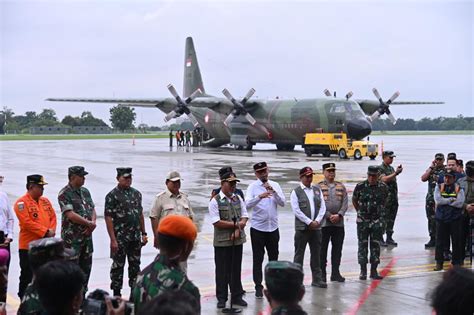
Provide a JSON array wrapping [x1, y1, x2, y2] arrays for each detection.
[[257, 305, 272, 315], [344, 257, 397, 315]]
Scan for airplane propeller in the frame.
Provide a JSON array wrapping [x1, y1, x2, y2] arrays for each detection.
[[370, 88, 400, 124], [222, 88, 257, 126], [164, 84, 201, 127]]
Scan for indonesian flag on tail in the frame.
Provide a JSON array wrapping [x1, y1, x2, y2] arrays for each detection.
[[186, 59, 192, 67]]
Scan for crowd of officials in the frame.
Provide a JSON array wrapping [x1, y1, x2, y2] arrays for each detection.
[[0, 149, 473, 314]]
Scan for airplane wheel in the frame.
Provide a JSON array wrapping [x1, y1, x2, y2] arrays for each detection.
[[305, 149, 312, 157], [354, 149, 362, 160], [235, 145, 244, 150], [338, 149, 347, 159], [245, 144, 253, 151]]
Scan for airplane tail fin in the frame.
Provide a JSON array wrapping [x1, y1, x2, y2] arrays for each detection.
[[183, 37, 206, 98]]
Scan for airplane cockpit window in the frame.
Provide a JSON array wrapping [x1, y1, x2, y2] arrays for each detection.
[[330, 104, 346, 113]]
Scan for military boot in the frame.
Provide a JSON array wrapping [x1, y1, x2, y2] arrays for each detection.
[[321, 267, 327, 283], [370, 264, 383, 280], [380, 236, 388, 247], [330, 267, 346, 282], [386, 233, 398, 246], [359, 265, 367, 280], [424, 238, 436, 249]]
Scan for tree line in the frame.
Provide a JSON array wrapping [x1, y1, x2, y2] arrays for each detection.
[[371, 116, 474, 131], [0, 106, 137, 133]]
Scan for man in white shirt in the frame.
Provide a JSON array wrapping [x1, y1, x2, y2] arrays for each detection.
[[245, 162, 285, 298], [209, 170, 249, 309], [0, 175, 14, 302], [290, 166, 327, 288]]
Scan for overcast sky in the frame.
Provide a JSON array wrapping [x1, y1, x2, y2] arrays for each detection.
[[1, 0, 472, 126]]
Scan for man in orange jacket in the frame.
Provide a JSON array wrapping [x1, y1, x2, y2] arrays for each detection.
[[14, 174, 57, 299]]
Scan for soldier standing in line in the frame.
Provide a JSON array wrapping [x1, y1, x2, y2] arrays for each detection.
[[379, 150, 403, 246], [14, 175, 57, 299], [421, 153, 446, 248], [290, 166, 327, 288], [169, 130, 173, 147], [458, 160, 474, 262], [58, 166, 96, 293], [352, 166, 388, 280], [105, 167, 148, 297], [318, 163, 348, 283]]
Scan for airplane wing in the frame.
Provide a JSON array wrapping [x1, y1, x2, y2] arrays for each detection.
[[356, 99, 444, 116]]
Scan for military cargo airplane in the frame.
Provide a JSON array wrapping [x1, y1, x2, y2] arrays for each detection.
[[47, 37, 443, 150]]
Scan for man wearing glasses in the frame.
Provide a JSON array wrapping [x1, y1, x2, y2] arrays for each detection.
[[379, 151, 403, 246], [245, 162, 285, 298], [290, 166, 327, 288], [421, 153, 446, 248], [353, 166, 388, 280]]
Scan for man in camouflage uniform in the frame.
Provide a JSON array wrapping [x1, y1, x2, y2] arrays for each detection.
[[264, 261, 307, 315], [105, 167, 147, 297], [58, 166, 96, 292], [456, 160, 474, 262], [379, 150, 403, 246], [132, 215, 200, 313], [18, 237, 75, 315], [353, 166, 388, 280], [421, 153, 446, 248]]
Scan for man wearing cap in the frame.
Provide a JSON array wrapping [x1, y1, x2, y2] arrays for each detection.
[[0, 174, 14, 303], [379, 150, 403, 246], [132, 215, 200, 313], [421, 153, 446, 248], [318, 163, 348, 283], [264, 261, 307, 315], [210, 166, 245, 201], [14, 174, 57, 299], [58, 166, 96, 293], [209, 169, 249, 308], [353, 166, 388, 280], [290, 166, 327, 288], [245, 161, 285, 298], [433, 169, 465, 270], [150, 170, 193, 248], [18, 237, 75, 315], [105, 167, 147, 297]]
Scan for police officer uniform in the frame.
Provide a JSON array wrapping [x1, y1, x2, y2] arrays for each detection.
[[318, 163, 347, 283]]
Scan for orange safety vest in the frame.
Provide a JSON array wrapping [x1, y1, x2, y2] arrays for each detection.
[[14, 193, 57, 250]]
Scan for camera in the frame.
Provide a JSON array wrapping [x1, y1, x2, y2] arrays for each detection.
[[81, 289, 134, 315]]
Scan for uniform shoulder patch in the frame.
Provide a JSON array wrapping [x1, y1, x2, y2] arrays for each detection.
[[17, 201, 25, 211]]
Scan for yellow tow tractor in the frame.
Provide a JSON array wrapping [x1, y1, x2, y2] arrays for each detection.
[[303, 132, 378, 160]]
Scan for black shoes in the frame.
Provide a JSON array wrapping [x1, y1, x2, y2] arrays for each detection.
[[359, 265, 367, 280], [380, 238, 388, 247], [370, 264, 383, 280], [330, 272, 346, 282], [433, 262, 443, 271], [311, 281, 328, 288], [386, 236, 398, 246], [255, 286, 263, 299], [231, 297, 248, 307], [217, 300, 226, 309], [424, 238, 436, 248]]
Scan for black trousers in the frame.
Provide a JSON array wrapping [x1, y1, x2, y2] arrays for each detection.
[[214, 245, 244, 302], [294, 229, 322, 282], [435, 218, 463, 265], [18, 249, 33, 299], [320, 226, 345, 272], [250, 228, 279, 289], [460, 214, 470, 261]]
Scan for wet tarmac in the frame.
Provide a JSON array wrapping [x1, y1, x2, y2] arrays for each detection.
[[1, 134, 473, 314]]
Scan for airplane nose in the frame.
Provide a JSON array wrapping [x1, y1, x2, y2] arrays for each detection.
[[346, 119, 372, 140]]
